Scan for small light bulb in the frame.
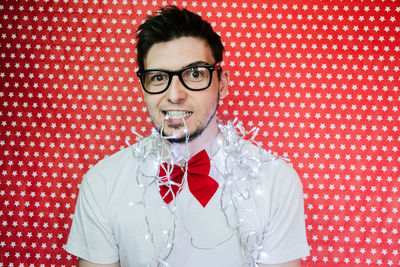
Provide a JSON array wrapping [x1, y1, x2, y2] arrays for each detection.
[[259, 251, 268, 258]]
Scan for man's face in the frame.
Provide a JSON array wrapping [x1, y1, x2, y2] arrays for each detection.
[[142, 37, 228, 142]]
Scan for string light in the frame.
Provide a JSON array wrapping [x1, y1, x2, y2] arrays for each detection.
[[129, 116, 278, 266]]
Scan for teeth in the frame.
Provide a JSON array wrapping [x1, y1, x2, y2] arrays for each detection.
[[165, 111, 192, 120]]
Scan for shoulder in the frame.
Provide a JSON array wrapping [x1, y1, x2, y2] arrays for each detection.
[[83, 137, 151, 186], [265, 157, 302, 187], [88, 146, 133, 178], [242, 140, 303, 189], [240, 142, 306, 223]]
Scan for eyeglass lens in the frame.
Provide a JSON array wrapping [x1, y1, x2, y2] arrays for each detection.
[[142, 66, 211, 93]]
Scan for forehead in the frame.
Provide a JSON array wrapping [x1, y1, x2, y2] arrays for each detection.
[[144, 36, 215, 70]]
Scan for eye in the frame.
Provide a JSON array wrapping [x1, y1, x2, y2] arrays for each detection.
[[152, 74, 164, 81], [190, 69, 202, 79], [184, 67, 207, 81], [146, 72, 168, 84]]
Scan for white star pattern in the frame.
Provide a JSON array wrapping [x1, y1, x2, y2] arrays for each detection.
[[0, 1, 399, 266]]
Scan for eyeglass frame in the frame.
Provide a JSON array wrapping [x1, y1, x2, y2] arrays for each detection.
[[136, 62, 221, 94]]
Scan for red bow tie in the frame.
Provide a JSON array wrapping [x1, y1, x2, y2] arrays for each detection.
[[158, 149, 219, 207]]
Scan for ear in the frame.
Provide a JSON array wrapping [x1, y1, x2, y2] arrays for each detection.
[[218, 70, 229, 99]]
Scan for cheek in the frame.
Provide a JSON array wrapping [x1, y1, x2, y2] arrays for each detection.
[[144, 95, 159, 111], [197, 92, 219, 114]]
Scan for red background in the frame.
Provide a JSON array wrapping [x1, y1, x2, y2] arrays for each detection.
[[0, 0, 399, 265]]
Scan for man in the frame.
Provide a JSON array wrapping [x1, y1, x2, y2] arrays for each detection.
[[65, 6, 309, 267]]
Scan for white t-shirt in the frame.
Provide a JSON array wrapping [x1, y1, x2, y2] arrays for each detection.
[[65, 129, 309, 266]]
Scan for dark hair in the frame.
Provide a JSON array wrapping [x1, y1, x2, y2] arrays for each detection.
[[136, 6, 224, 70]]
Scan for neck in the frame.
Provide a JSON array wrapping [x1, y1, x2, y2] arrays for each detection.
[[171, 119, 220, 159]]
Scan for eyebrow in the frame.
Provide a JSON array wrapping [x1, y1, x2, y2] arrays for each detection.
[[184, 61, 211, 68], [145, 61, 212, 71]]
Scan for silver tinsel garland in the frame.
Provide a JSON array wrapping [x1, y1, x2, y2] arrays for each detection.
[[128, 118, 279, 267]]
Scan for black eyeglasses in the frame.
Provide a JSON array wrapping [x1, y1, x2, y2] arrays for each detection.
[[136, 63, 221, 94]]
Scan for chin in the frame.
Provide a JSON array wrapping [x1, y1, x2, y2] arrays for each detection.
[[161, 126, 204, 144]]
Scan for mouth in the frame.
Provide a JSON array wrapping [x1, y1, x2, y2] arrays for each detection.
[[163, 110, 193, 122]]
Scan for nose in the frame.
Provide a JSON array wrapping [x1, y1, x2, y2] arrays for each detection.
[[166, 76, 187, 103]]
